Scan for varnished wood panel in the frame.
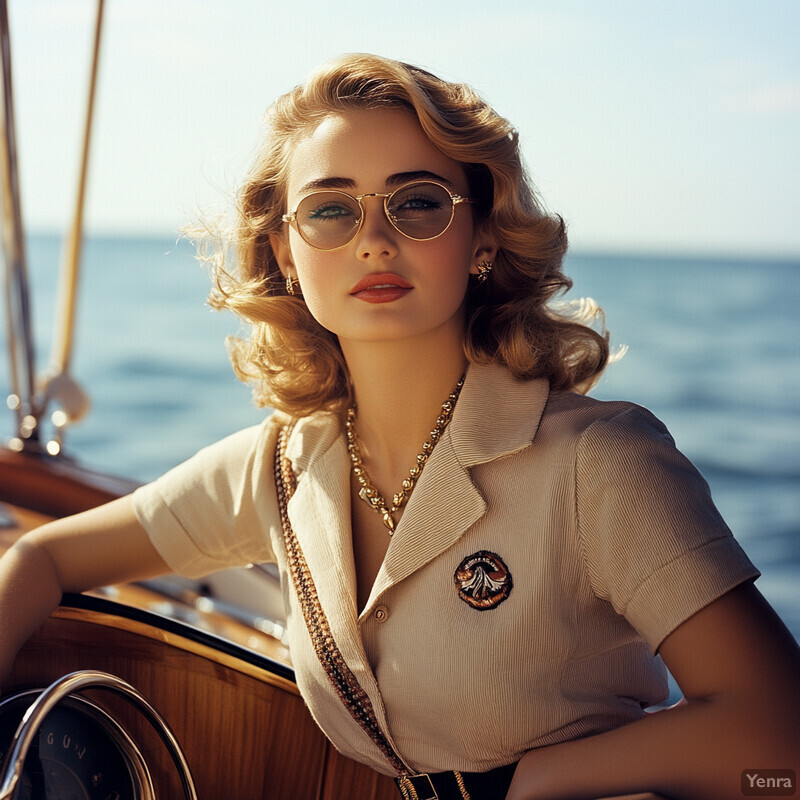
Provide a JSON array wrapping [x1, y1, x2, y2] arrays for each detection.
[[321, 743, 397, 800], [8, 615, 321, 798], [6, 607, 396, 800]]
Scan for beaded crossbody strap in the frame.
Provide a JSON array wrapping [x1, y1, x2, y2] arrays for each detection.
[[274, 424, 410, 776]]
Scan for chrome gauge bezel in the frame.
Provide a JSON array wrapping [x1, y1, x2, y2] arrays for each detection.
[[0, 688, 154, 800]]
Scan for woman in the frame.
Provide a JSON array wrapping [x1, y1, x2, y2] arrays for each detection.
[[1, 54, 798, 800]]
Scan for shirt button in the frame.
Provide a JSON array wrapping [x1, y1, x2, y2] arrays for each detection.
[[374, 605, 389, 622]]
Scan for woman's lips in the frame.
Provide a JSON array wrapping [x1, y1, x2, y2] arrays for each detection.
[[350, 273, 412, 303]]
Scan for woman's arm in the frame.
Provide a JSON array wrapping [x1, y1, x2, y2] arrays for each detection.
[[0, 495, 170, 685], [506, 581, 800, 800]]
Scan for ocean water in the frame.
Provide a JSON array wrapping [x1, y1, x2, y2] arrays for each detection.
[[3, 234, 799, 638]]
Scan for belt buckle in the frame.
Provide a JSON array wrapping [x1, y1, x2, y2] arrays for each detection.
[[395, 773, 438, 800]]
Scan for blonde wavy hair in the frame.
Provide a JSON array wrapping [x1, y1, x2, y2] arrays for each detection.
[[204, 53, 610, 417]]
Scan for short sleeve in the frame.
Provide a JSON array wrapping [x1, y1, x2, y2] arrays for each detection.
[[575, 405, 760, 652], [131, 415, 282, 578]]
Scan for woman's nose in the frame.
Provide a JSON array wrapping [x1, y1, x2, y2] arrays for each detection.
[[355, 197, 399, 260]]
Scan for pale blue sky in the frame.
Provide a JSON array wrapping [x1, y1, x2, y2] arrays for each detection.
[[9, 0, 800, 256]]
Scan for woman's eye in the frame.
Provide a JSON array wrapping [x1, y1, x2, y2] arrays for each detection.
[[395, 195, 441, 212], [307, 203, 355, 220]]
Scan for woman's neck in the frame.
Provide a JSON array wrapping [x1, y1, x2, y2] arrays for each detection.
[[340, 333, 467, 478]]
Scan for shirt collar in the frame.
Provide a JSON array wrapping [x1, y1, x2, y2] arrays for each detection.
[[448, 362, 550, 467]]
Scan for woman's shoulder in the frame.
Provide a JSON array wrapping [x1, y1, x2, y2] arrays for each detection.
[[538, 389, 675, 454], [458, 364, 674, 463], [157, 408, 341, 484]]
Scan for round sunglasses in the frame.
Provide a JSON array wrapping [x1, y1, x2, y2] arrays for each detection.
[[281, 180, 474, 251]]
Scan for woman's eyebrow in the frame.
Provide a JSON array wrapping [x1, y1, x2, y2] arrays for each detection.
[[296, 170, 454, 196], [296, 176, 356, 194], [385, 170, 453, 187]]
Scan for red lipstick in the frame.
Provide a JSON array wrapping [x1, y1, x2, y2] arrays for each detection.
[[350, 273, 412, 303]]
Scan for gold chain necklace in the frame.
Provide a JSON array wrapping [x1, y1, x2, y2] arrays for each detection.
[[346, 375, 465, 534]]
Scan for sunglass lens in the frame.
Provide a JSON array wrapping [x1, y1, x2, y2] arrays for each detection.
[[296, 192, 361, 249], [387, 182, 454, 239]]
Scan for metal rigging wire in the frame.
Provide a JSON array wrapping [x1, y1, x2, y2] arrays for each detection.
[[0, 0, 38, 448]]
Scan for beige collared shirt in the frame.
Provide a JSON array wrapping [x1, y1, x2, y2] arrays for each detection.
[[132, 363, 759, 775]]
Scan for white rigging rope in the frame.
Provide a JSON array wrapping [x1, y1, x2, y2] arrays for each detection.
[[40, 0, 106, 443]]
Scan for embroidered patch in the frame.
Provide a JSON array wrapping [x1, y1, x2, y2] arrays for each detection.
[[454, 550, 512, 610]]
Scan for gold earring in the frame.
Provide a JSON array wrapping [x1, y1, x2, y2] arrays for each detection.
[[286, 275, 301, 296], [475, 261, 493, 284]]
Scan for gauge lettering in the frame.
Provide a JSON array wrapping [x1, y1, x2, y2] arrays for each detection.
[[0, 692, 139, 799]]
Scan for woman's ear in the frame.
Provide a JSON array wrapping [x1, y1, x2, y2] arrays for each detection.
[[269, 232, 295, 279], [469, 230, 497, 278]]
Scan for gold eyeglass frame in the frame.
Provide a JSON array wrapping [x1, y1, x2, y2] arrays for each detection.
[[281, 180, 475, 252]]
